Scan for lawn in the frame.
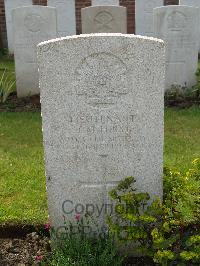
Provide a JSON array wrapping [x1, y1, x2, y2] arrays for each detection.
[[0, 112, 47, 224], [0, 107, 200, 225]]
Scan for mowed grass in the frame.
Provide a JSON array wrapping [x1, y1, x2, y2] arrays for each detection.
[[0, 107, 200, 225], [0, 112, 47, 224], [165, 106, 200, 170]]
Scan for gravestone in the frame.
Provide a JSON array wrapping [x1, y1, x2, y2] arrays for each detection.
[[38, 33, 165, 232], [82, 6, 127, 34], [135, 0, 164, 37], [47, 0, 76, 37], [4, 0, 32, 54], [92, 0, 119, 5], [13, 6, 57, 98], [154, 6, 199, 90], [179, 0, 200, 52]]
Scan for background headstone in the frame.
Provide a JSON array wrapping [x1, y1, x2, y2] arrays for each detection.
[[38, 33, 165, 231], [47, 0, 76, 37], [179, 0, 200, 52], [82, 6, 127, 33], [13, 6, 57, 98], [154, 6, 199, 90], [135, 0, 164, 37], [4, 0, 32, 54], [92, 0, 119, 5]]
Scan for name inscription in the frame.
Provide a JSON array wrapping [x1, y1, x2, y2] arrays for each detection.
[[63, 113, 136, 153]]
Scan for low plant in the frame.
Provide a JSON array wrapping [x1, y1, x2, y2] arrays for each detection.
[[0, 48, 8, 58], [39, 216, 124, 266], [192, 66, 200, 99], [107, 159, 200, 265], [0, 67, 15, 103], [164, 67, 200, 106]]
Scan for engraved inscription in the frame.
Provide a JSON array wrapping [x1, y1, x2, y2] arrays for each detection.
[[94, 11, 113, 32], [167, 11, 187, 32], [61, 113, 136, 154], [75, 53, 129, 108], [24, 14, 44, 32]]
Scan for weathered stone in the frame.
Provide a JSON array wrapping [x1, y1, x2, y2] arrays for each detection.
[[13, 6, 57, 97], [38, 33, 165, 232], [154, 6, 199, 90], [82, 6, 127, 34], [92, 0, 119, 5], [179, 0, 200, 52], [135, 0, 164, 37], [47, 0, 76, 37], [4, 0, 32, 54]]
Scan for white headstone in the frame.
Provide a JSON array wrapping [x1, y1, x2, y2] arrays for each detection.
[[135, 0, 164, 37], [179, 0, 200, 52], [47, 0, 76, 37], [92, 0, 119, 5], [13, 6, 57, 98], [38, 33, 165, 232], [154, 6, 199, 90], [4, 0, 32, 54], [179, 0, 200, 6], [82, 6, 127, 33]]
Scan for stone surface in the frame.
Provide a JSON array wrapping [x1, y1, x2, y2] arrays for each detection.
[[179, 0, 200, 6], [82, 6, 127, 34], [135, 0, 164, 37], [179, 0, 200, 52], [154, 6, 199, 90], [47, 0, 76, 37], [4, 0, 32, 54], [38, 33, 165, 232], [13, 6, 57, 98], [92, 0, 119, 5]]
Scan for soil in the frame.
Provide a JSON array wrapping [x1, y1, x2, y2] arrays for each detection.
[[0, 232, 49, 266], [165, 98, 200, 108], [0, 236, 155, 266], [0, 225, 155, 266], [0, 93, 41, 112]]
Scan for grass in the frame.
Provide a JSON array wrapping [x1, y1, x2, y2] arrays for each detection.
[[0, 107, 200, 225], [0, 112, 47, 224], [164, 106, 200, 170]]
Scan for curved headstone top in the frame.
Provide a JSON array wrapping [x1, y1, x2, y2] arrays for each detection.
[[12, 5, 57, 14], [38, 33, 165, 47], [81, 6, 127, 34], [38, 33, 165, 232]]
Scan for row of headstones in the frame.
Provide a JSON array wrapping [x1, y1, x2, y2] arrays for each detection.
[[5, 0, 119, 54], [5, 0, 200, 97], [137, 0, 200, 91]]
